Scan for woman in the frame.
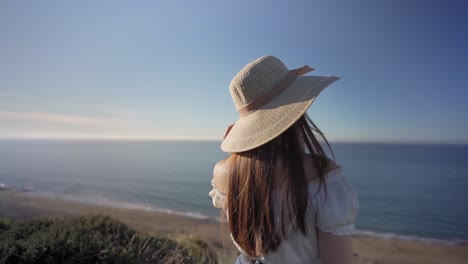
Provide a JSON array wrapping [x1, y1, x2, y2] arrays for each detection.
[[209, 56, 359, 264]]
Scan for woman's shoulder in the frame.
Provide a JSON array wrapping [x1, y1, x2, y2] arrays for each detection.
[[212, 157, 232, 193], [308, 162, 359, 236], [302, 154, 341, 183]]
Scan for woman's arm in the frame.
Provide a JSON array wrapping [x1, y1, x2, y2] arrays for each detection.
[[317, 229, 353, 264]]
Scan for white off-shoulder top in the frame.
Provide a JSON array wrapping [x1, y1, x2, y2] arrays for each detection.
[[208, 165, 359, 264]]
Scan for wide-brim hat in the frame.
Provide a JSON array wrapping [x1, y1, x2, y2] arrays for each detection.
[[221, 55, 339, 153]]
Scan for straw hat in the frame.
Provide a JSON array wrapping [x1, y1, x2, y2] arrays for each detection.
[[221, 55, 339, 153]]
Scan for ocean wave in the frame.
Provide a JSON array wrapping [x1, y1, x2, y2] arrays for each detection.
[[354, 229, 467, 246], [0, 182, 8, 190], [21, 191, 211, 220], [0, 182, 31, 192]]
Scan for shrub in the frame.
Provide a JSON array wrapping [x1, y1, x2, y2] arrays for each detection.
[[174, 234, 219, 264], [0, 215, 219, 264]]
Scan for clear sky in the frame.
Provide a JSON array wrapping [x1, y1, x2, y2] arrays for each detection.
[[1, 0, 467, 143]]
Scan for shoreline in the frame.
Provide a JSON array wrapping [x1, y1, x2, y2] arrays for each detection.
[[1, 190, 468, 264], [3, 188, 465, 246]]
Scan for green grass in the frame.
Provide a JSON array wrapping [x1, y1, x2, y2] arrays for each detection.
[[0, 215, 219, 264]]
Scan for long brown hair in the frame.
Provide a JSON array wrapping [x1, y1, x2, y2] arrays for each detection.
[[227, 113, 333, 257]]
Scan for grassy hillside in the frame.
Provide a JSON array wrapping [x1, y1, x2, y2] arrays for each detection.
[[0, 215, 219, 264]]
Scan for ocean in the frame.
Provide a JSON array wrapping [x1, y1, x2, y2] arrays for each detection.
[[0, 139, 467, 244]]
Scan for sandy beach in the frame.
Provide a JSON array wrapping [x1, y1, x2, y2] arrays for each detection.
[[1, 190, 467, 264]]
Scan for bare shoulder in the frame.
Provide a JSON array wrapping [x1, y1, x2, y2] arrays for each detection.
[[212, 157, 232, 193]]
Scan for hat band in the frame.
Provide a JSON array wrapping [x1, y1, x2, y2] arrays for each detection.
[[237, 65, 314, 117]]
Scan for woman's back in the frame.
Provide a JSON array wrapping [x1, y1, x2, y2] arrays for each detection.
[[210, 156, 359, 263]]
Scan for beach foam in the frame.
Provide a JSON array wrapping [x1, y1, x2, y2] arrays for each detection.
[[354, 229, 467, 246], [21, 190, 211, 220]]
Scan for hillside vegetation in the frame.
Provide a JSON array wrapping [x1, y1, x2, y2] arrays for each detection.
[[0, 215, 219, 264]]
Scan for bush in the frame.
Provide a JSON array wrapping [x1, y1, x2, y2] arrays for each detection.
[[174, 234, 219, 264], [0, 215, 219, 264]]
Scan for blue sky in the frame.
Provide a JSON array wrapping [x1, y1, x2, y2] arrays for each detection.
[[1, 0, 467, 143]]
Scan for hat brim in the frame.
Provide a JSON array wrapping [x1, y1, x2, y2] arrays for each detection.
[[221, 75, 339, 153]]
